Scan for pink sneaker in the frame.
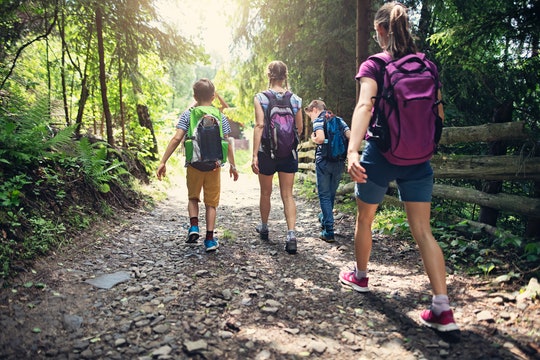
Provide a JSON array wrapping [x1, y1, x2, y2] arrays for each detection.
[[339, 270, 369, 292], [420, 309, 459, 332]]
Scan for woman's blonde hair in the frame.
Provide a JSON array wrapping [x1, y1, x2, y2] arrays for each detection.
[[267, 60, 289, 89], [375, 2, 417, 59]]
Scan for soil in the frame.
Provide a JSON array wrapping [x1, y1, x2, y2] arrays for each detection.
[[0, 170, 539, 360]]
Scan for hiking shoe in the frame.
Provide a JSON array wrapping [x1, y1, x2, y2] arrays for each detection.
[[187, 225, 199, 243], [285, 236, 297, 254], [319, 229, 335, 242], [255, 224, 269, 240], [204, 238, 219, 252], [420, 309, 459, 332], [339, 270, 369, 292]]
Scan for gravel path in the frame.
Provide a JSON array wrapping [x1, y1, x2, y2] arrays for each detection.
[[0, 171, 538, 359]]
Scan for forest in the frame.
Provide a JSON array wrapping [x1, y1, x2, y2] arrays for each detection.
[[0, 0, 539, 281]]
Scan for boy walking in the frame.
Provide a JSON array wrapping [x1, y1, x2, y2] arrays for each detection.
[[306, 100, 350, 242], [156, 78, 239, 252]]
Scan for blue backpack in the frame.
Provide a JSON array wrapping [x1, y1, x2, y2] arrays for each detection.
[[368, 52, 443, 165], [261, 90, 299, 159], [321, 111, 348, 162]]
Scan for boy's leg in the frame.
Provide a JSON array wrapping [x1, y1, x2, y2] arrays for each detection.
[[329, 162, 344, 213], [201, 169, 220, 251], [186, 166, 204, 242], [316, 161, 333, 228], [205, 205, 217, 233]]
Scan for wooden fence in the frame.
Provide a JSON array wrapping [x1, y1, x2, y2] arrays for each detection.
[[297, 121, 540, 233]]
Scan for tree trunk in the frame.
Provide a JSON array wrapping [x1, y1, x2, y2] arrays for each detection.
[[95, 6, 114, 147], [118, 56, 125, 147], [356, 0, 372, 101], [479, 101, 513, 225], [136, 104, 158, 158], [59, 4, 70, 126], [75, 28, 93, 138], [75, 76, 89, 138], [417, 0, 432, 52]]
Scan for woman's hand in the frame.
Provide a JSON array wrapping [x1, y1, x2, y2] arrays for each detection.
[[251, 155, 260, 175], [347, 152, 368, 183]]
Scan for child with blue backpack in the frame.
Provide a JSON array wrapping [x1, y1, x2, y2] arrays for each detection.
[[156, 78, 239, 252], [306, 100, 350, 242], [340, 2, 460, 336]]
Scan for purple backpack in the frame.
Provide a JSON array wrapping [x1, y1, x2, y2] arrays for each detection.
[[367, 52, 443, 165], [262, 90, 299, 159]]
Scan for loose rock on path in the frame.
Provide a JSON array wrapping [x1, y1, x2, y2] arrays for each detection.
[[0, 171, 538, 359]]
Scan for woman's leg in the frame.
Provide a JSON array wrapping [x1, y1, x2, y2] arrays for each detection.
[[258, 174, 274, 224], [404, 201, 447, 295], [277, 172, 296, 231], [354, 198, 379, 272]]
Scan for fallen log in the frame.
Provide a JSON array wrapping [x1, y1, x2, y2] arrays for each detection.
[[336, 181, 540, 217], [439, 121, 528, 145], [431, 155, 540, 181]]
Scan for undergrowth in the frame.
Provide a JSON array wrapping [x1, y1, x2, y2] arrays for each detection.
[[0, 97, 148, 281]]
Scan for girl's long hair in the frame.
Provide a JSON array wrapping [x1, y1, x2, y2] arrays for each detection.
[[267, 60, 289, 90], [375, 2, 417, 59]]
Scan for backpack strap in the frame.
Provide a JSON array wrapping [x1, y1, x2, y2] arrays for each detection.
[[261, 90, 275, 125], [321, 110, 333, 139], [188, 106, 224, 138], [367, 54, 390, 127]]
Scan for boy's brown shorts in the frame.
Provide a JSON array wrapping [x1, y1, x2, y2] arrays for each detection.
[[186, 165, 221, 207]]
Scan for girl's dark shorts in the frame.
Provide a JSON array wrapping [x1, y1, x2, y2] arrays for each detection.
[[257, 150, 298, 175], [355, 142, 433, 204]]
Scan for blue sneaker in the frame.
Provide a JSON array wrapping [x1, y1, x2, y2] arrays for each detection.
[[318, 213, 324, 230], [204, 238, 219, 252], [319, 229, 335, 242], [187, 225, 199, 243]]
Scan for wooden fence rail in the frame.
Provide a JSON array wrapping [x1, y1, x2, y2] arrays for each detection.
[[297, 121, 540, 218]]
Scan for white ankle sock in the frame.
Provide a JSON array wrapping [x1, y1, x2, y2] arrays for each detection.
[[431, 294, 451, 316]]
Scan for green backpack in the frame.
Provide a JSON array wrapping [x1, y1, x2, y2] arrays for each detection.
[[184, 106, 228, 171]]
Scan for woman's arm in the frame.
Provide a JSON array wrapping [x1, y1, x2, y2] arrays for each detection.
[[294, 107, 303, 137], [251, 96, 265, 174], [347, 77, 378, 183]]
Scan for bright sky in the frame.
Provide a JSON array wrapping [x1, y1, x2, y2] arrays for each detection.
[[155, 0, 237, 62]]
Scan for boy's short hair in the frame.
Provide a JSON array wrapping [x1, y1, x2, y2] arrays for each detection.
[[193, 78, 215, 102], [304, 99, 326, 112]]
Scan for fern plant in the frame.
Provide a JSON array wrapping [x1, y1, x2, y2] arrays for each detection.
[[0, 97, 75, 173], [76, 138, 129, 193]]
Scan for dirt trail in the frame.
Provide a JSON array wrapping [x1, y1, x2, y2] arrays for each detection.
[[0, 170, 538, 359]]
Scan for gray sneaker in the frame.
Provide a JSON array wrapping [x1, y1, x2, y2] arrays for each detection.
[[255, 224, 269, 240], [285, 236, 297, 254]]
